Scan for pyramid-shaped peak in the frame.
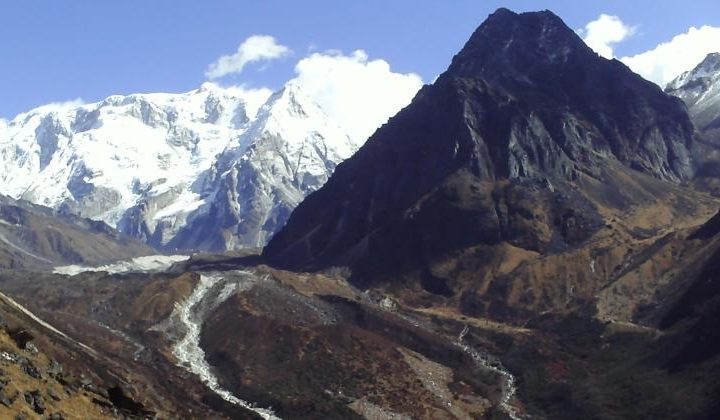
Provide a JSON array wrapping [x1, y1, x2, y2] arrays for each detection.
[[445, 8, 596, 80]]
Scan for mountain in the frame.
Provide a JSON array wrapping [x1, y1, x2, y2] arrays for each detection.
[[0, 194, 151, 269], [0, 83, 355, 251], [2, 8, 720, 420], [253, 8, 720, 418], [264, 8, 702, 288], [168, 84, 357, 251], [666, 52, 720, 131]]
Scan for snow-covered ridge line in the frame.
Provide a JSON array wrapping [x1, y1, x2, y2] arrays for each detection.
[[159, 272, 279, 419], [666, 52, 720, 129], [53, 254, 189, 276], [0, 81, 356, 252]]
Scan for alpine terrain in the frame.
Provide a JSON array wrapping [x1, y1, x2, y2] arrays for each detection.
[[666, 52, 720, 131], [1, 6, 720, 420], [0, 82, 356, 251]]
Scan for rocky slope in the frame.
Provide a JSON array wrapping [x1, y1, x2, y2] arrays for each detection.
[[666, 52, 720, 131], [264, 8, 701, 286], [0, 261, 520, 419], [0, 195, 151, 270], [0, 304, 123, 419], [2, 7, 720, 420], [0, 82, 355, 251], [251, 9, 720, 418]]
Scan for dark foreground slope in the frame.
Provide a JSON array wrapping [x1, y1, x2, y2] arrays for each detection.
[[0, 195, 152, 270], [264, 8, 703, 289]]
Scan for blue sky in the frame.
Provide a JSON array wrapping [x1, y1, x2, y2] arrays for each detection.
[[1, 0, 719, 119]]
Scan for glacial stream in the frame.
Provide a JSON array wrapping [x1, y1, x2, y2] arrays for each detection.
[[457, 325, 523, 420], [369, 297, 525, 419], [164, 272, 280, 420]]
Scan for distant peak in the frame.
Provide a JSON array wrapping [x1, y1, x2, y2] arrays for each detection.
[[268, 83, 317, 109], [698, 52, 720, 71], [254, 83, 328, 122], [666, 52, 720, 92], [198, 82, 221, 93]]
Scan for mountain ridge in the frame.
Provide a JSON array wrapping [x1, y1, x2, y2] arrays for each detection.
[[0, 82, 357, 252], [264, 7, 702, 284], [666, 52, 720, 131]]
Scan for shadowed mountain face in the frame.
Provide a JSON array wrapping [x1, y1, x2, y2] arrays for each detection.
[[263, 8, 698, 284]]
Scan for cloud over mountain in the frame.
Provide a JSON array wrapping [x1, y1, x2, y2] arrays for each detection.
[[206, 35, 291, 79], [290, 50, 423, 142]]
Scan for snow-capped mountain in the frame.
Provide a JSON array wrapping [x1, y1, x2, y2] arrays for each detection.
[[0, 82, 356, 250], [169, 83, 357, 250], [666, 52, 720, 130]]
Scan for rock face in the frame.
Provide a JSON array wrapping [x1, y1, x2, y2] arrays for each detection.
[[666, 52, 720, 131], [264, 8, 697, 283], [169, 85, 357, 251], [0, 195, 152, 269], [0, 83, 355, 251]]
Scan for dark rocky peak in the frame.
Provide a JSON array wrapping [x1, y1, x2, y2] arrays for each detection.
[[447, 8, 595, 82], [431, 8, 695, 184], [263, 8, 699, 282]]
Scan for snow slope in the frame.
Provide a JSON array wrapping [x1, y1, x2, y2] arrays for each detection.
[[666, 52, 720, 130], [170, 83, 358, 250], [0, 82, 356, 250]]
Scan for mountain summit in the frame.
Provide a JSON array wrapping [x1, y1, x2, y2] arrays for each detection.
[[264, 8, 702, 286], [666, 52, 720, 131], [169, 83, 356, 250], [0, 83, 355, 250]]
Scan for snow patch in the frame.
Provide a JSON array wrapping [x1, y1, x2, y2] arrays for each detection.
[[53, 254, 189, 276]]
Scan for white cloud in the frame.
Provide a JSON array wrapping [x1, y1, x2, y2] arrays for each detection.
[[206, 35, 291, 80], [579, 14, 636, 59], [620, 26, 720, 87], [290, 50, 423, 143]]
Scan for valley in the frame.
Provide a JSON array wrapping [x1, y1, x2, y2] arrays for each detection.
[[0, 5, 720, 420]]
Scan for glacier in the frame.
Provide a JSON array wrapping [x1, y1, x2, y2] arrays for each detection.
[[0, 82, 357, 251]]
